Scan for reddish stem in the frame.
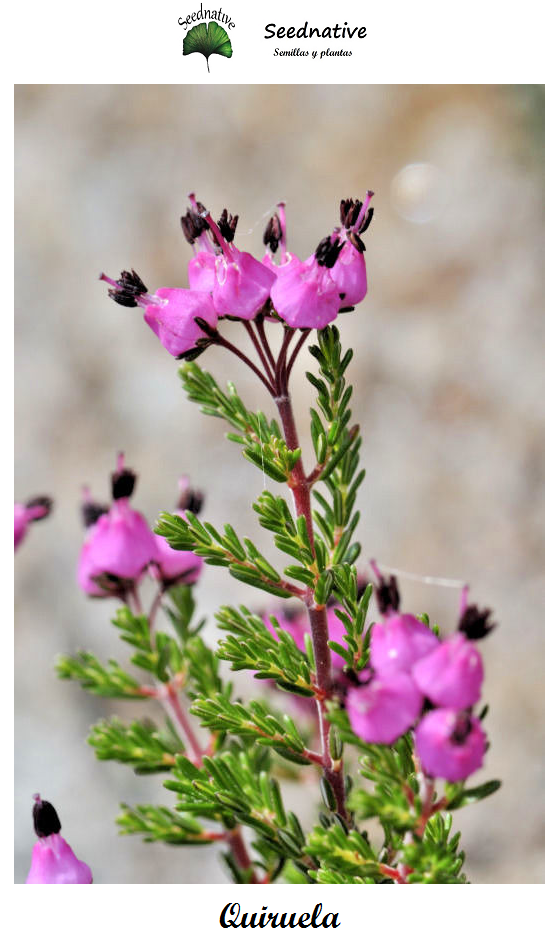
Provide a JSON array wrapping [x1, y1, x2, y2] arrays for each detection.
[[274, 386, 348, 821], [227, 828, 260, 883], [165, 684, 204, 767], [379, 863, 407, 884]]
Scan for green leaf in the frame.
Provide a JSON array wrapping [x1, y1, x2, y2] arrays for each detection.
[[445, 779, 501, 810], [117, 803, 210, 845], [183, 21, 233, 73], [89, 717, 182, 773]]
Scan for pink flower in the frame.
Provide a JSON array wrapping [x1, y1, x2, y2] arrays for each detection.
[[346, 672, 423, 744], [329, 192, 374, 306], [100, 271, 217, 359], [77, 454, 158, 597], [371, 613, 438, 677], [213, 247, 275, 321], [14, 497, 52, 550], [270, 237, 344, 329], [143, 288, 217, 358], [412, 633, 484, 709], [330, 240, 367, 306], [185, 197, 274, 320], [26, 796, 92, 885], [27, 835, 93, 884], [151, 477, 204, 586], [415, 710, 486, 781]]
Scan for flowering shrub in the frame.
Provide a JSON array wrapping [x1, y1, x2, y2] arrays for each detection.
[[45, 192, 499, 883]]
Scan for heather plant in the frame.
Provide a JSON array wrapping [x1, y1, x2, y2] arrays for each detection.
[[49, 191, 500, 884]]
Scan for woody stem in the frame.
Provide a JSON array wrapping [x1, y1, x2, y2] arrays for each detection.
[[274, 381, 348, 821]]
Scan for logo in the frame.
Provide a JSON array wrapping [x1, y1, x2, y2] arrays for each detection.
[[178, 6, 235, 72]]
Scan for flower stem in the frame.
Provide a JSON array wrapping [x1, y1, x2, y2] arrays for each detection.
[[215, 334, 277, 397], [274, 386, 348, 821], [243, 321, 275, 386]]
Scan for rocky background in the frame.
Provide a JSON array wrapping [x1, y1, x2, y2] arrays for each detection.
[[14, 84, 544, 883]]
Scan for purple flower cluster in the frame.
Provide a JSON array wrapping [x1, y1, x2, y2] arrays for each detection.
[[77, 454, 203, 598], [101, 192, 374, 357], [345, 571, 494, 782], [264, 570, 493, 783]]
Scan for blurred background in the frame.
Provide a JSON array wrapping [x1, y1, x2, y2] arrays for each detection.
[[14, 84, 544, 883]]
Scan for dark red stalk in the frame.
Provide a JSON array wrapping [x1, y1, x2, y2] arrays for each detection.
[[274, 384, 348, 822]]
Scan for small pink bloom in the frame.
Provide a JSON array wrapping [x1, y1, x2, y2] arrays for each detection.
[[100, 271, 217, 358], [346, 672, 422, 744], [152, 478, 204, 586], [329, 191, 374, 306], [415, 709, 486, 781], [412, 633, 484, 708], [330, 240, 368, 306], [143, 288, 218, 357], [78, 501, 157, 596], [26, 796, 92, 885], [26, 834, 93, 884], [77, 455, 158, 597], [371, 613, 438, 676], [14, 497, 52, 550], [270, 246, 343, 329], [187, 199, 275, 321], [213, 247, 275, 321]]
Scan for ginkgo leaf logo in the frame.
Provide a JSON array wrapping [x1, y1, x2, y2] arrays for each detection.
[[182, 21, 233, 73]]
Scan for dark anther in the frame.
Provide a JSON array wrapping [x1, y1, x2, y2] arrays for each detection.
[[375, 573, 401, 615], [217, 209, 239, 243], [359, 207, 374, 234], [458, 605, 496, 641], [339, 198, 362, 229], [111, 467, 136, 500], [33, 797, 62, 838], [81, 501, 109, 528], [107, 269, 148, 308], [25, 496, 53, 520], [348, 231, 366, 253], [339, 198, 374, 235], [263, 213, 282, 253], [180, 207, 210, 244], [177, 485, 204, 515], [315, 235, 345, 268], [450, 713, 473, 746]]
